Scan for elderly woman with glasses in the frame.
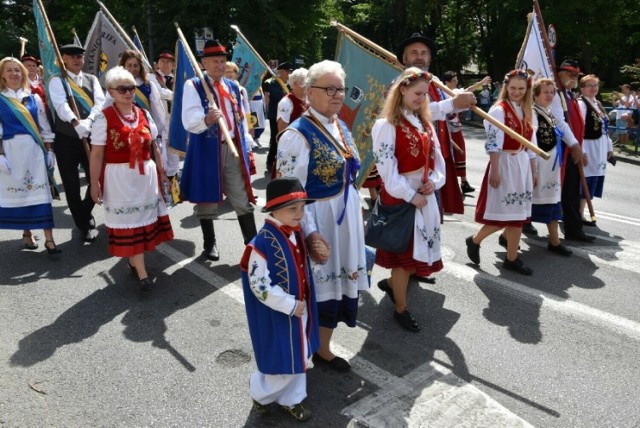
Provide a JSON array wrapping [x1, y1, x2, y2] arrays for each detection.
[[276, 60, 367, 372], [89, 67, 173, 292], [466, 69, 537, 276]]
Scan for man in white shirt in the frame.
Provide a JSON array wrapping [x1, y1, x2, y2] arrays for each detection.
[[49, 44, 105, 242]]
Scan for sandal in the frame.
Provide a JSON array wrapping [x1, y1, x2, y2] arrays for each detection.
[[44, 240, 62, 255], [22, 233, 38, 250]]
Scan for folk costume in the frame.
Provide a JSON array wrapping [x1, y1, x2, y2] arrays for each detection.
[[475, 101, 536, 226], [372, 112, 446, 276], [0, 89, 56, 230], [277, 108, 369, 328], [264, 62, 292, 171], [578, 96, 613, 199], [241, 216, 319, 407], [49, 45, 105, 238], [531, 104, 564, 224], [91, 105, 173, 256], [277, 92, 307, 127], [429, 81, 465, 215]]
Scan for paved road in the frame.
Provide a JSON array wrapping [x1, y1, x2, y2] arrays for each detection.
[[2, 124, 639, 427]]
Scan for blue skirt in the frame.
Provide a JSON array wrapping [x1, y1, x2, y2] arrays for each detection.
[[531, 202, 562, 224], [0, 203, 54, 230], [316, 294, 359, 329], [581, 176, 605, 199]]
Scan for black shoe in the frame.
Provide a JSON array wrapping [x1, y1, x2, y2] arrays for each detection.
[[498, 234, 520, 250], [377, 279, 396, 304], [44, 240, 62, 255], [312, 353, 351, 372], [582, 219, 597, 227], [466, 236, 480, 264], [281, 403, 311, 422], [139, 277, 153, 292], [411, 274, 436, 284], [252, 399, 270, 415], [82, 230, 97, 243], [522, 223, 538, 235], [393, 310, 420, 332], [88, 216, 96, 230], [547, 243, 573, 256], [204, 244, 220, 261], [564, 231, 596, 242], [461, 181, 475, 194], [128, 261, 138, 277], [502, 257, 533, 276]]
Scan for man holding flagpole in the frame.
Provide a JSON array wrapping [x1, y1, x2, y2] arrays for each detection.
[[395, 33, 475, 216], [180, 40, 257, 261], [49, 43, 105, 243]]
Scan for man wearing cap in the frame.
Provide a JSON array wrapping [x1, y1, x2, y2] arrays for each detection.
[[48, 43, 105, 242], [550, 59, 595, 242], [263, 62, 292, 173], [396, 33, 475, 216], [180, 39, 257, 260], [20, 54, 49, 118]]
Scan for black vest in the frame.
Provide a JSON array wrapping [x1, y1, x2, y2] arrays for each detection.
[[54, 74, 95, 138], [534, 107, 557, 153], [582, 98, 607, 140]]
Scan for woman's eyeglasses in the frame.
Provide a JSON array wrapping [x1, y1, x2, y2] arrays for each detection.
[[310, 86, 348, 97], [113, 85, 136, 94]]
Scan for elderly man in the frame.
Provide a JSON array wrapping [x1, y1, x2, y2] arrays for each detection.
[[550, 59, 595, 242], [264, 62, 292, 173], [276, 67, 308, 133], [396, 33, 476, 216], [180, 40, 257, 261], [48, 43, 105, 242]]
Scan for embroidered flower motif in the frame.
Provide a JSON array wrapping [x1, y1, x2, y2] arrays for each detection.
[[311, 137, 341, 186], [373, 141, 395, 164], [6, 170, 48, 194], [485, 127, 500, 152], [105, 198, 160, 215], [417, 225, 441, 249], [541, 179, 560, 192], [501, 191, 532, 206]]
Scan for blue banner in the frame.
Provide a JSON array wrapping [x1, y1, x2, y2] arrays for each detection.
[[168, 39, 195, 155], [33, 0, 61, 91], [231, 35, 268, 98], [335, 32, 401, 187]]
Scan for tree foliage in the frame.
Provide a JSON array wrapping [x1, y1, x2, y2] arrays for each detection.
[[1, 0, 638, 86]]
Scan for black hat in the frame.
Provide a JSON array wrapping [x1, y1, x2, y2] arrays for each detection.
[[201, 40, 227, 58], [557, 59, 582, 75], [276, 61, 294, 71], [156, 50, 175, 62], [261, 177, 313, 213], [59, 43, 85, 55], [395, 32, 437, 65]]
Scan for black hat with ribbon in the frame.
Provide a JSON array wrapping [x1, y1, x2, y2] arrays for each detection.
[[262, 177, 314, 213], [201, 40, 227, 58]]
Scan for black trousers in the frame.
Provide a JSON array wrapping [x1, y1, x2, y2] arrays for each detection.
[[561, 158, 583, 236], [266, 117, 279, 169], [54, 133, 95, 232]]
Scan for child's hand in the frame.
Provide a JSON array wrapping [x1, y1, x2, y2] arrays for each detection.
[[293, 300, 306, 318]]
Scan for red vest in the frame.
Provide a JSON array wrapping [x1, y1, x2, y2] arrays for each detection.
[[499, 101, 533, 151], [394, 118, 435, 175], [103, 106, 152, 174], [286, 93, 306, 123]]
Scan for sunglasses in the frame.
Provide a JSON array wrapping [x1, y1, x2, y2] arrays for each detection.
[[113, 85, 136, 94]]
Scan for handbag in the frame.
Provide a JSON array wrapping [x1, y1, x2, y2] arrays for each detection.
[[364, 199, 415, 253]]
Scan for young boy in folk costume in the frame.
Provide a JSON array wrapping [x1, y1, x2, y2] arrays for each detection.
[[240, 177, 323, 422]]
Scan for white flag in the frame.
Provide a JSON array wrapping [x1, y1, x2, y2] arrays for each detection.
[[515, 11, 554, 81]]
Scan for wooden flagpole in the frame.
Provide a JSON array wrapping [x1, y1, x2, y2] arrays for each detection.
[[174, 23, 238, 158], [331, 21, 550, 161]]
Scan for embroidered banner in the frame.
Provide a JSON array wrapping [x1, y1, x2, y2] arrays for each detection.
[[231, 35, 268, 98], [83, 11, 131, 86], [515, 10, 555, 80]]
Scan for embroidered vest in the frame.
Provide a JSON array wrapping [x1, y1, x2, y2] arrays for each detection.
[[286, 93, 306, 123], [103, 106, 152, 174], [395, 118, 434, 174], [287, 116, 359, 200], [499, 101, 533, 151], [582, 98, 607, 139], [0, 95, 38, 140], [535, 108, 557, 152], [54, 74, 96, 138]]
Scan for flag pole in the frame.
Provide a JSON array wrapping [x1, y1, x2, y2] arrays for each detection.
[[532, 0, 595, 221], [230, 25, 277, 80], [331, 21, 550, 160], [19, 37, 28, 57], [132, 25, 150, 64], [35, 0, 91, 159], [95, 0, 152, 71], [174, 23, 239, 158]]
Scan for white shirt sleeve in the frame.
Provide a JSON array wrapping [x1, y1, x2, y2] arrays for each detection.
[[277, 96, 293, 124], [148, 74, 173, 101], [149, 80, 167, 136], [550, 92, 579, 147], [87, 74, 105, 121], [181, 79, 209, 135], [246, 247, 299, 316], [428, 123, 447, 190], [90, 113, 107, 146], [429, 98, 455, 122], [49, 76, 77, 123], [483, 105, 506, 153]]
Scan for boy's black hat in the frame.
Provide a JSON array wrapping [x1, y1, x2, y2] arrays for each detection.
[[262, 177, 313, 213]]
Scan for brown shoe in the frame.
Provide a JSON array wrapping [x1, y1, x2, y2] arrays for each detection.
[[281, 403, 311, 422]]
